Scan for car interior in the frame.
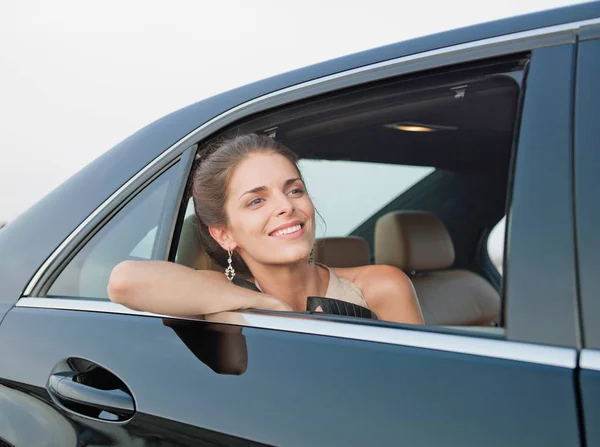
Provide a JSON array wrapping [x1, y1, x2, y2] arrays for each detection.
[[174, 54, 528, 332]]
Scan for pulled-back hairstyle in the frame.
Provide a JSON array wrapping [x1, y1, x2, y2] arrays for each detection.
[[191, 134, 303, 276]]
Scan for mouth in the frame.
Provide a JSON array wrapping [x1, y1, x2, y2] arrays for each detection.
[[269, 222, 304, 237]]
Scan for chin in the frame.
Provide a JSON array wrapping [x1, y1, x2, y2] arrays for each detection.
[[271, 245, 312, 265], [279, 251, 311, 265]]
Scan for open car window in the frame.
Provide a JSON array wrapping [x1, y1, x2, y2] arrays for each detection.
[[174, 55, 525, 336]]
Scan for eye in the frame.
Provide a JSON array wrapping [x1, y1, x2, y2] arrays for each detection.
[[288, 187, 304, 196], [247, 197, 264, 207]]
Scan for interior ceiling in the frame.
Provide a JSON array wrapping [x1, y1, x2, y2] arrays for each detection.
[[227, 59, 524, 173]]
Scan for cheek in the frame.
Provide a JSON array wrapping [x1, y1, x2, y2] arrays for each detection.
[[224, 204, 249, 242], [229, 208, 270, 241], [300, 196, 315, 219]]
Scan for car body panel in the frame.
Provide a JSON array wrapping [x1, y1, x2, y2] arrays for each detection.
[[503, 43, 580, 348], [575, 35, 600, 349], [580, 351, 600, 447], [0, 307, 581, 446], [574, 34, 600, 447]]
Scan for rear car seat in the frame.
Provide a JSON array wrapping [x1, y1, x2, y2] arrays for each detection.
[[313, 236, 370, 268], [374, 210, 500, 326], [176, 214, 221, 271]]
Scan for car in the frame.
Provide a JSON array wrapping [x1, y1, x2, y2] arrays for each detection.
[[1, 2, 600, 446]]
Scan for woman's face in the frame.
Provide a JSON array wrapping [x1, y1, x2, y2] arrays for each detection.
[[220, 152, 315, 268]]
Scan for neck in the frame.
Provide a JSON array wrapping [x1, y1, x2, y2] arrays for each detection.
[[250, 261, 328, 311]]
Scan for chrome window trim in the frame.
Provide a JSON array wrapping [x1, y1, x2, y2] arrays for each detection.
[[580, 349, 600, 371], [16, 297, 577, 369], [21, 18, 600, 298]]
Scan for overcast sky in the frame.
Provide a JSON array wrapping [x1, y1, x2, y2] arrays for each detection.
[[0, 0, 588, 259]]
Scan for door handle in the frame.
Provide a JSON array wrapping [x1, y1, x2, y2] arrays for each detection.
[[48, 371, 135, 418]]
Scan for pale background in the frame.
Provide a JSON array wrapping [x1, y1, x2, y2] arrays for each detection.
[[0, 0, 588, 265]]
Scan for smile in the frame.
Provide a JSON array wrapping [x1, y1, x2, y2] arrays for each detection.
[[270, 223, 304, 237]]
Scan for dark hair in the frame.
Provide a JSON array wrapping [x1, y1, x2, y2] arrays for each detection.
[[191, 133, 304, 276]]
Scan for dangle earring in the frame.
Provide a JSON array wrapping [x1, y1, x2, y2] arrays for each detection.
[[308, 246, 314, 264], [225, 248, 236, 282]]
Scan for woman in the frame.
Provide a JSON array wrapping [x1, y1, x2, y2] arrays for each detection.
[[108, 134, 424, 324]]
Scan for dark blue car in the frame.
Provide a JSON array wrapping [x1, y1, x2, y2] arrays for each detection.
[[1, 2, 600, 446]]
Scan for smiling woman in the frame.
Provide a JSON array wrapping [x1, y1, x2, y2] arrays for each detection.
[[190, 134, 311, 278], [107, 134, 424, 324]]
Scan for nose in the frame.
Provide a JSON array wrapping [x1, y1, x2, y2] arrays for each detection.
[[275, 192, 294, 216]]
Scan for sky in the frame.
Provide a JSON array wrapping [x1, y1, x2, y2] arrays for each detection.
[[0, 0, 590, 260]]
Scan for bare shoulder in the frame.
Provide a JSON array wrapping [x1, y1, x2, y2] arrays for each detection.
[[333, 264, 412, 291], [333, 264, 423, 324]]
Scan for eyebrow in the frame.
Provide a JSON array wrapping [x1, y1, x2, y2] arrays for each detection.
[[239, 177, 302, 200]]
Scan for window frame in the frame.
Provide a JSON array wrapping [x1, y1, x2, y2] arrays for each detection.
[[31, 147, 196, 298], [503, 42, 580, 348], [16, 19, 586, 351], [574, 33, 600, 350]]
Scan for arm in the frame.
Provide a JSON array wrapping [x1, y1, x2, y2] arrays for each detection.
[[107, 260, 292, 317], [355, 265, 424, 325]]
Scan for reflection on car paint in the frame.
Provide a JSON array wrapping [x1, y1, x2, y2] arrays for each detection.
[[164, 319, 248, 376]]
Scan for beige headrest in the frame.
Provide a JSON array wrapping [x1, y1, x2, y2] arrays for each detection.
[[176, 215, 220, 271], [375, 211, 454, 271], [314, 236, 370, 268]]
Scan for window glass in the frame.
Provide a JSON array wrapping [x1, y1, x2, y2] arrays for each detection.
[[298, 159, 434, 238], [47, 164, 179, 299], [488, 216, 506, 275]]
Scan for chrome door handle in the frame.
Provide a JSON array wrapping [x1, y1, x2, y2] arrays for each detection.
[[48, 371, 135, 418]]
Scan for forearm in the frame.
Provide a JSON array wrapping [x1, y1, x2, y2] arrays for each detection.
[[107, 260, 275, 316]]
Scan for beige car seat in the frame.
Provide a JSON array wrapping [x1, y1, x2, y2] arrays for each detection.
[[313, 236, 370, 268], [375, 211, 500, 326], [176, 214, 220, 271]]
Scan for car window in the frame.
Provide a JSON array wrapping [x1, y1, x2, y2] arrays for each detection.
[[47, 164, 179, 299], [298, 159, 433, 238], [488, 216, 506, 275], [175, 56, 523, 334]]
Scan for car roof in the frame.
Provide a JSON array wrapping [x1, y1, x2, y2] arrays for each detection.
[[1, 1, 599, 306]]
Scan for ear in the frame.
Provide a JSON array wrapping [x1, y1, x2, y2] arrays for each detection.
[[208, 226, 238, 252]]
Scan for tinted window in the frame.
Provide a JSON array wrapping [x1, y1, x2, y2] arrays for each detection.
[[47, 164, 179, 299]]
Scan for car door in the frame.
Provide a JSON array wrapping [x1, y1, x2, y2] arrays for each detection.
[[574, 28, 600, 447], [0, 22, 587, 447]]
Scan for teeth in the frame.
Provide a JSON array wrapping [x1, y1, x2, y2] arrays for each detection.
[[273, 224, 301, 236]]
